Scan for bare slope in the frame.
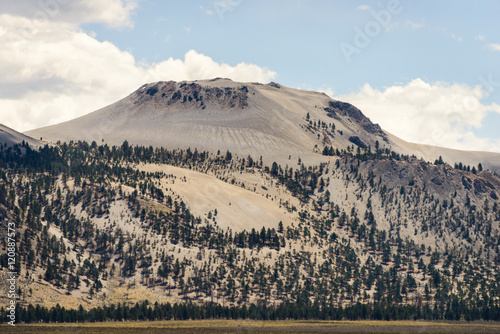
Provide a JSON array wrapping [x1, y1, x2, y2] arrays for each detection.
[[25, 79, 386, 166], [0, 123, 42, 148], [26, 78, 500, 172], [139, 163, 294, 231], [388, 132, 500, 174]]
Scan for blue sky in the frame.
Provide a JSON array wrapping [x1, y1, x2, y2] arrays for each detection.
[[83, 1, 500, 95], [1, 0, 500, 152]]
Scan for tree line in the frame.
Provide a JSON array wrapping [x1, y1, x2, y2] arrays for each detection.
[[3, 300, 500, 323]]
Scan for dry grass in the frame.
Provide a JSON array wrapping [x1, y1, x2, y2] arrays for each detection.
[[138, 198, 171, 214], [4, 320, 500, 333]]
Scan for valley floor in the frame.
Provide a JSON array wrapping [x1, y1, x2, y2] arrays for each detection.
[[4, 320, 500, 334]]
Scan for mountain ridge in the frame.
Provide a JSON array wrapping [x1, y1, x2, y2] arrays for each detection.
[[23, 79, 386, 166], [25, 79, 500, 174], [0, 123, 41, 148]]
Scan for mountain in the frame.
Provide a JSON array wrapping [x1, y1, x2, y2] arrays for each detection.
[[27, 78, 500, 173], [0, 123, 42, 148], [26, 78, 366, 166], [1, 79, 500, 322]]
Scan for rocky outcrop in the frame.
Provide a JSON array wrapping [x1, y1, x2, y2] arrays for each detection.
[[135, 81, 249, 110], [324, 100, 386, 138]]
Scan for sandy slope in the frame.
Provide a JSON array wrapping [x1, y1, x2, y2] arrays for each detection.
[[25, 78, 500, 173], [25, 79, 382, 166], [139, 163, 294, 231], [0, 123, 42, 148]]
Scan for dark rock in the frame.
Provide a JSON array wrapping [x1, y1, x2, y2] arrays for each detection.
[[324, 101, 386, 138], [146, 87, 158, 96], [474, 178, 494, 195], [462, 176, 472, 190], [349, 136, 367, 149], [431, 176, 443, 186]]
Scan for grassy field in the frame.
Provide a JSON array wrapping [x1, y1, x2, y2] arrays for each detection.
[[2, 320, 500, 333]]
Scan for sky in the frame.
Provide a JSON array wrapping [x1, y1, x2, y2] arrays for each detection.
[[1, 0, 500, 152]]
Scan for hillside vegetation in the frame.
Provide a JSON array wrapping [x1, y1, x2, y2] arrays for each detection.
[[1, 138, 499, 322]]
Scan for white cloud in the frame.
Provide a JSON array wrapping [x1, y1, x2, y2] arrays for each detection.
[[475, 34, 486, 41], [357, 5, 371, 10], [318, 88, 335, 98], [407, 20, 425, 30], [0, 0, 138, 28], [0, 14, 276, 132], [200, 5, 215, 16], [335, 79, 500, 152], [145, 50, 276, 84], [487, 43, 500, 51]]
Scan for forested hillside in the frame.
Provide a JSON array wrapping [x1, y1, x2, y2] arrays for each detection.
[[1, 139, 499, 322]]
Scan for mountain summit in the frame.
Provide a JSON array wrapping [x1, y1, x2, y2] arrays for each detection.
[[27, 79, 387, 165], [26, 79, 500, 172]]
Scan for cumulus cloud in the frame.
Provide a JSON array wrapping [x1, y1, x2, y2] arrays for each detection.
[[146, 50, 276, 84], [319, 88, 335, 98], [0, 0, 138, 28], [335, 79, 500, 152], [0, 13, 276, 132]]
